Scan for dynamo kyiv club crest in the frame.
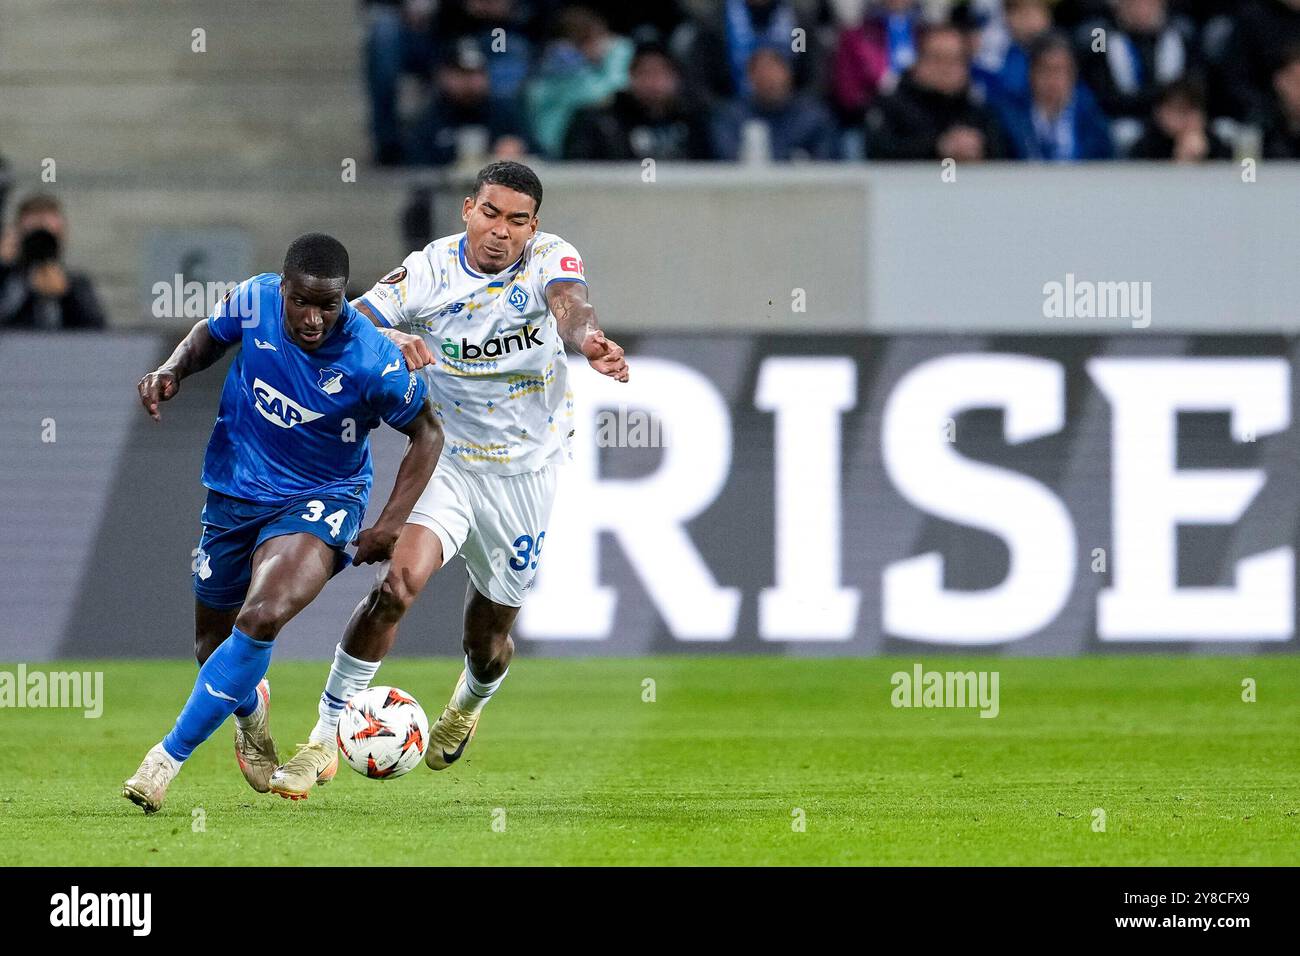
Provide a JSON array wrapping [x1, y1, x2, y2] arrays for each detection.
[[508, 286, 529, 313]]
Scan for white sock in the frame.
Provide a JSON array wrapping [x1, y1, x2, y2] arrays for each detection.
[[152, 742, 183, 775], [233, 684, 264, 731], [452, 656, 507, 714], [309, 644, 381, 746]]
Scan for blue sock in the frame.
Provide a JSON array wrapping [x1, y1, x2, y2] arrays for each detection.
[[163, 628, 274, 762], [234, 687, 261, 718], [196, 658, 261, 718]]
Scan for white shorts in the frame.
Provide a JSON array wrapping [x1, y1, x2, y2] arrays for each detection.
[[406, 455, 558, 607]]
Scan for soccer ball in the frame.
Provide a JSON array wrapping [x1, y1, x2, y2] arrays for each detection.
[[337, 686, 429, 779]]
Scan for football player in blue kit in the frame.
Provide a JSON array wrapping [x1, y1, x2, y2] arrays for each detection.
[[122, 233, 442, 814]]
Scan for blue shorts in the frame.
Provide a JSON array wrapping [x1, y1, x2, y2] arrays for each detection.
[[192, 490, 366, 610]]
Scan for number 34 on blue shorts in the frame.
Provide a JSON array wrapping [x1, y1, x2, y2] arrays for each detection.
[[192, 489, 365, 610]]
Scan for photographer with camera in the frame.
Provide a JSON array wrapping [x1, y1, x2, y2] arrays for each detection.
[[0, 193, 106, 330]]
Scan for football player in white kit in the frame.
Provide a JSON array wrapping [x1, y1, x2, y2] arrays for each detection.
[[270, 162, 628, 796]]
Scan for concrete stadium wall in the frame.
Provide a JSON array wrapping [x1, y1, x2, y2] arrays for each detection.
[[0, 0, 364, 178], [434, 163, 1300, 334], [11, 164, 1300, 335]]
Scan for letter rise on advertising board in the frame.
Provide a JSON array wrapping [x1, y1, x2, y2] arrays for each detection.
[[518, 338, 1297, 651]]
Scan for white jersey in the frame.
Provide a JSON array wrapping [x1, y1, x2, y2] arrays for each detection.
[[359, 231, 586, 475]]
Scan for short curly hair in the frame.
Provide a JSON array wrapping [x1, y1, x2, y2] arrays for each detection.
[[472, 161, 543, 214], [282, 232, 349, 280]]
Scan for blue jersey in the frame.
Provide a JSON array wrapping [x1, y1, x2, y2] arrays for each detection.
[[200, 273, 427, 505]]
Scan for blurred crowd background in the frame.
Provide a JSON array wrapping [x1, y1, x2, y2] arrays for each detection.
[[363, 0, 1300, 165]]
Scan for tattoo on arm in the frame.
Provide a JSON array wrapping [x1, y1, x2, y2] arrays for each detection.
[[547, 282, 598, 353]]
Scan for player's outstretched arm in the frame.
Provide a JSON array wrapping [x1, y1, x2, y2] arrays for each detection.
[[353, 401, 443, 565], [137, 319, 230, 422], [547, 281, 629, 383], [353, 298, 435, 371]]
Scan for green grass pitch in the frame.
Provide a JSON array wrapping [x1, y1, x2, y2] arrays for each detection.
[[1, 656, 1297, 866]]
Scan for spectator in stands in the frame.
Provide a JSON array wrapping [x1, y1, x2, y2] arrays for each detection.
[[363, 0, 437, 165], [1222, 0, 1300, 122], [831, 0, 924, 127], [346, 0, 1291, 167], [713, 46, 840, 161], [1052, 0, 1112, 31], [1074, 0, 1199, 126], [996, 32, 1114, 159], [538, 0, 690, 45], [1128, 77, 1232, 159], [526, 6, 634, 157], [413, 39, 529, 166], [865, 24, 1008, 160], [434, 0, 536, 105], [680, 0, 825, 104], [1262, 44, 1300, 157], [973, 0, 1054, 108], [562, 42, 715, 160], [0, 194, 106, 331]]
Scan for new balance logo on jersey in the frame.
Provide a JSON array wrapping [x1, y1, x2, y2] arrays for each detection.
[[252, 378, 325, 429], [441, 325, 543, 361]]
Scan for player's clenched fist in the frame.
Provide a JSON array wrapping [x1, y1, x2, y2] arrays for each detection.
[[380, 328, 436, 370], [353, 523, 400, 565], [138, 369, 180, 422], [582, 330, 629, 382]]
